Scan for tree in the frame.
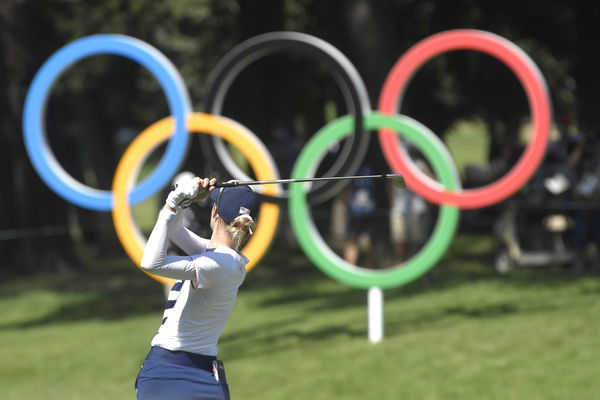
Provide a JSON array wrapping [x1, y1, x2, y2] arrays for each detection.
[[0, 0, 241, 273], [1, 0, 596, 274]]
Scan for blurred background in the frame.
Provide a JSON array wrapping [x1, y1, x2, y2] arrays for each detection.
[[1, 0, 600, 399]]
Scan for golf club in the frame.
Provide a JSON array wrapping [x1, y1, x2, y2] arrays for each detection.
[[215, 173, 405, 187]]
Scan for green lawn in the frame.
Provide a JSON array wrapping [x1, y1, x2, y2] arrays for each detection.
[[444, 119, 490, 177], [1, 234, 599, 399]]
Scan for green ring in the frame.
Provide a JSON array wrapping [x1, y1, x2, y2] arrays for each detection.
[[288, 112, 461, 289]]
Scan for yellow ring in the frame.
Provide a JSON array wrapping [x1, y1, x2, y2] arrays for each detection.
[[112, 113, 281, 285]]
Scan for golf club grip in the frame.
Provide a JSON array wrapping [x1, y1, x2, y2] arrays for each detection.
[[215, 181, 240, 188]]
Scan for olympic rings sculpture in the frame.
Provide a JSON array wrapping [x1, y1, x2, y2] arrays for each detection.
[[22, 30, 551, 289], [112, 113, 282, 286], [200, 31, 372, 205], [23, 35, 191, 211]]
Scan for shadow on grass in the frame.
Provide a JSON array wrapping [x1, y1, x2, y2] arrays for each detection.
[[216, 234, 593, 359], [218, 298, 563, 362], [247, 232, 593, 309], [0, 256, 165, 330], [247, 252, 588, 313], [219, 320, 367, 361], [0, 285, 165, 330], [1, 233, 596, 336], [383, 301, 562, 336], [221, 265, 574, 361]]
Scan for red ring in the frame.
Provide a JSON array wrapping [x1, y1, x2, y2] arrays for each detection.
[[378, 29, 551, 209]]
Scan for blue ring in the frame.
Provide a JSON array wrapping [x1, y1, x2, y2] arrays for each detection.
[[23, 34, 191, 210]]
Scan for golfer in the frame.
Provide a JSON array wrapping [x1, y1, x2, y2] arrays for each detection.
[[135, 176, 257, 400]]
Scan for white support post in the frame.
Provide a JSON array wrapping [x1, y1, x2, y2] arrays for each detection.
[[368, 286, 384, 343]]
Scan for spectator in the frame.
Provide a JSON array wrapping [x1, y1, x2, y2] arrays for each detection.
[[388, 153, 433, 264], [572, 136, 600, 276], [342, 164, 379, 267]]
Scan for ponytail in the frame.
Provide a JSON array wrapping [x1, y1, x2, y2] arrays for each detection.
[[225, 214, 256, 251]]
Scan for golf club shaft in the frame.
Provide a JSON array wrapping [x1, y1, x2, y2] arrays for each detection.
[[215, 173, 404, 188]]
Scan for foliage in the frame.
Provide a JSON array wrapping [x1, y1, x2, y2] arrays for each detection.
[[1, 0, 597, 273]]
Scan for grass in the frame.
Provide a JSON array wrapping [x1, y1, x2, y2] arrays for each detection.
[[1, 232, 599, 400], [444, 119, 490, 177]]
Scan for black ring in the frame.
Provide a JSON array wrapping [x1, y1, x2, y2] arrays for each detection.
[[200, 31, 371, 205]]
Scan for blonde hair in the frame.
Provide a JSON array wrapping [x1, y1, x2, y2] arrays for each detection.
[[225, 214, 256, 251]]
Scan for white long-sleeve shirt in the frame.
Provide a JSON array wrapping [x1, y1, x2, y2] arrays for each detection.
[[141, 208, 247, 356]]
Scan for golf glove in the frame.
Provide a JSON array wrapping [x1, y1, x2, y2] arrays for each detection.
[[166, 179, 199, 210]]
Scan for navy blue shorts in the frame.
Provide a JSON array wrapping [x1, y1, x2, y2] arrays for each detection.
[[135, 346, 230, 400]]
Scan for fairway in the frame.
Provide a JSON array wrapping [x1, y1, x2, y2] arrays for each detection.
[[1, 233, 599, 399]]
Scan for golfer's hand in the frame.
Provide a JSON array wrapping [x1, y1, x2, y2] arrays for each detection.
[[166, 177, 200, 210], [191, 177, 217, 202]]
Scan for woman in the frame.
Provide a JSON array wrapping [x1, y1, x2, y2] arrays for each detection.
[[135, 176, 257, 400]]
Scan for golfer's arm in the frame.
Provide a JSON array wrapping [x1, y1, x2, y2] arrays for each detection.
[[140, 208, 197, 280], [168, 209, 209, 255]]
